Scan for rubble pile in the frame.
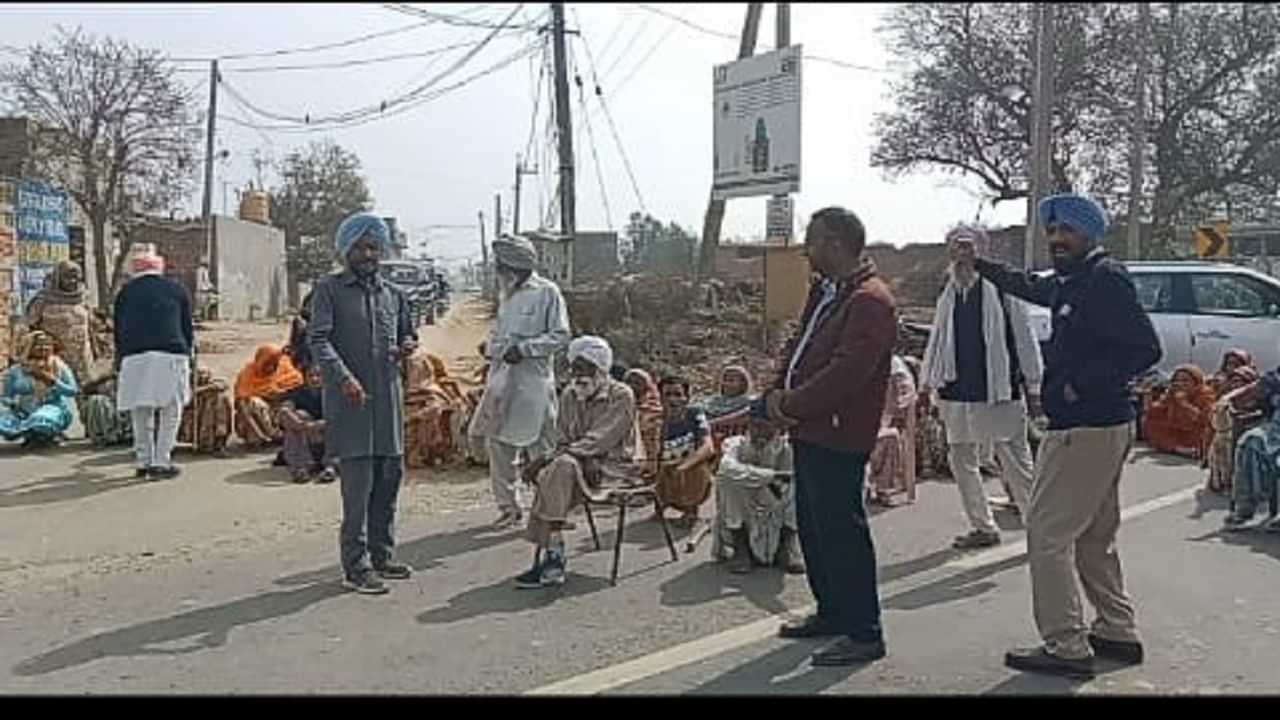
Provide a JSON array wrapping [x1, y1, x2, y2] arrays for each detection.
[[564, 273, 781, 394]]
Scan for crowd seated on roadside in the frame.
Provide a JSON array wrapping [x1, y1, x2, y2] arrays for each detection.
[[0, 331, 77, 448]]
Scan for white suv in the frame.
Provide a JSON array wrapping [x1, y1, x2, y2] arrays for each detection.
[[1024, 261, 1280, 375]]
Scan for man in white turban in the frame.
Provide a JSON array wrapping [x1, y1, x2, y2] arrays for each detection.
[[920, 224, 1043, 550], [511, 335, 638, 589], [470, 234, 571, 530]]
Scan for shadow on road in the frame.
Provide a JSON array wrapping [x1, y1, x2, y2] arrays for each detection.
[[983, 671, 1086, 695], [1188, 525, 1280, 563], [685, 642, 869, 695], [11, 582, 344, 677], [416, 572, 611, 625], [659, 561, 789, 615], [272, 524, 521, 587], [883, 555, 1025, 612], [1188, 487, 1229, 520], [0, 470, 138, 509]]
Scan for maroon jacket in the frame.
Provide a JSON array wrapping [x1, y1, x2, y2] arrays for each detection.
[[776, 271, 897, 454]]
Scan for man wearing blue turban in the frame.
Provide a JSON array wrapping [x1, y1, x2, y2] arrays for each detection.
[[973, 193, 1161, 679], [309, 211, 418, 595]]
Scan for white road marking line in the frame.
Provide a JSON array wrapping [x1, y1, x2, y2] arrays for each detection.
[[947, 484, 1201, 570], [525, 482, 1201, 696]]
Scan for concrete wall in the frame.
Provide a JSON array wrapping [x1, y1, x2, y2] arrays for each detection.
[[137, 215, 286, 321], [213, 216, 286, 321]]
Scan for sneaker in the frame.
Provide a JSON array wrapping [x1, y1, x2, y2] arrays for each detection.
[[1223, 509, 1256, 530], [150, 466, 182, 480], [539, 550, 566, 586], [291, 470, 312, 484], [342, 572, 389, 595], [1004, 646, 1095, 680], [514, 561, 546, 589], [374, 562, 413, 580], [953, 529, 1001, 550], [315, 468, 338, 484], [1265, 515, 1280, 534]]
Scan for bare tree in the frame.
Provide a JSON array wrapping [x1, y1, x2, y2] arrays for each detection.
[[0, 26, 200, 309], [874, 3, 1280, 254]]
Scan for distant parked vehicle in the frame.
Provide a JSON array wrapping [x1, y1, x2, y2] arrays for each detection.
[[379, 260, 444, 326]]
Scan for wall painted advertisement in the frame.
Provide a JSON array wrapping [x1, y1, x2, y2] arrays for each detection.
[[15, 179, 69, 313], [712, 45, 802, 200]]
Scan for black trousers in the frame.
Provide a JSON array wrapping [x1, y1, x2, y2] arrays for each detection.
[[792, 439, 884, 644]]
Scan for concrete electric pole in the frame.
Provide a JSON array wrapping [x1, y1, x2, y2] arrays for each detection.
[[201, 59, 219, 265], [550, 2, 576, 286], [1024, 3, 1056, 270]]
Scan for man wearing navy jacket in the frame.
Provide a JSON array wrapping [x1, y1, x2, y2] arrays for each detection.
[[974, 193, 1161, 680]]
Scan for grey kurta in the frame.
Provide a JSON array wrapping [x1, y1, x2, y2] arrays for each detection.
[[308, 269, 415, 460]]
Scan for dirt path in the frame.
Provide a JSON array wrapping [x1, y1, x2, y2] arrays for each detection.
[[193, 292, 492, 384]]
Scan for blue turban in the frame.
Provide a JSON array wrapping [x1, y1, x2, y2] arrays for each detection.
[[334, 212, 389, 258], [1038, 193, 1107, 244]]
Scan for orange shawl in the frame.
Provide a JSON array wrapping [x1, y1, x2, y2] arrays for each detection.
[[1144, 364, 1216, 455], [235, 344, 303, 401]]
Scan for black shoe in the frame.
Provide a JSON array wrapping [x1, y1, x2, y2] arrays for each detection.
[[315, 468, 338, 484], [515, 561, 546, 590], [342, 572, 389, 595], [1004, 646, 1095, 680], [1087, 634, 1144, 665], [778, 613, 839, 639], [953, 529, 1001, 550], [151, 465, 182, 480], [811, 636, 887, 666], [135, 467, 151, 479], [374, 561, 413, 580]]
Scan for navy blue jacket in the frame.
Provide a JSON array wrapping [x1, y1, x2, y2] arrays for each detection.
[[975, 251, 1161, 431], [113, 275, 194, 360]]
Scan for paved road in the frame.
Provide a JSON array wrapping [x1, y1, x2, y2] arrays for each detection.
[[0, 444, 1274, 694]]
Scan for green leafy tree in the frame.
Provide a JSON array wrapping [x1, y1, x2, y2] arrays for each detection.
[[269, 139, 372, 305]]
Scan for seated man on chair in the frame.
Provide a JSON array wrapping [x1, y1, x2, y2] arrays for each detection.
[[514, 335, 638, 589]]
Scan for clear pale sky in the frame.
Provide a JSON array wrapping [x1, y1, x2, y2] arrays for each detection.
[[1, 2, 1026, 269]]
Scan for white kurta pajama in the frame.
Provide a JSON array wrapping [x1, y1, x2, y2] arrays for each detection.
[[922, 273, 1044, 534], [117, 351, 191, 472], [470, 272, 571, 514]]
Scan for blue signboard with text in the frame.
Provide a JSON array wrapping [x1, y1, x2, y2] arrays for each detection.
[[15, 179, 70, 312]]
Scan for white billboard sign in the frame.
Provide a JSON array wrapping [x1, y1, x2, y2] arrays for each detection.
[[712, 45, 802, 200]]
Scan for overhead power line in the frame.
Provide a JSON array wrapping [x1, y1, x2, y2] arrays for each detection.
[[191, 41, 506, 74], [382, 3, 544, 31], [629, 3, 889, 74], [574, 11, 646, 215], [169, 19, 439, 63], [218, 4, 525, 128]]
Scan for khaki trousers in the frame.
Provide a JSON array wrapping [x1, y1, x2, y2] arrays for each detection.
[[1028, 423, 1139, 659]]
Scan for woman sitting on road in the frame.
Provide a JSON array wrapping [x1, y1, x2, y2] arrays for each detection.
[[82, 371, 132, 448], [0, 331, 78, 448], [1206, 364, 1262, 493], [179, 366, 234, 455], [868, 354, 918, 507], [233, 343, 304, 448], [700, 365, 755, 450], [1142, 364, 1216, 459], [404, 350, 461, 469], [624, 368, 664, 471], [1209, 348, 1255, 396]]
